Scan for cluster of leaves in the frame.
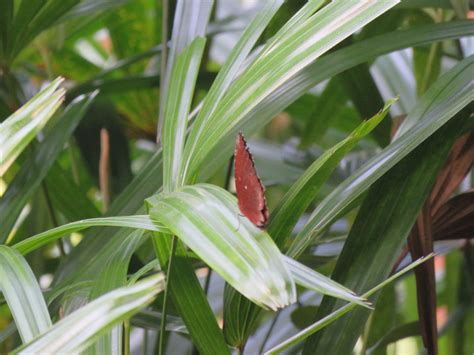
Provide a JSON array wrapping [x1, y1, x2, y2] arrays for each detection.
[[0, 0, 473, 354]]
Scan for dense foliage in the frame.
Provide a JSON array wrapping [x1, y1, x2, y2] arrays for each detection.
[[0, 0, 473, 354]]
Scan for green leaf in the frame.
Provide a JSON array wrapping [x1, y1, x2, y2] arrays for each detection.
[[283, 256, 369, 308], [414, 42, 442, 95], [269, 99, 394, 248], [0, 91, 97, 243], [67, 74, 160, 99], [302, 112, 470, 354], [9, 0, 80, 62], [182, 0, 400, 182], [289, 56, 474, 258], [362, 284, 399, 353], [180, 0, 284, 170], [59, 0, 131, 22], [396, 0, 451, 8], [154, 3, 222, 354], [88, 229, 147, 354], [13, 274, 165, 354], [265, 255, 435, 354], [0, 77, 65, 176], [163, 37, 206, 191], [0, 246, 52, 343], [299, 77, 349, 147], [147, 184, 296, 310], [44, 163, 100, 220], [0, 0, 13, 62], [128, 259, 161, 285], [13, 215, 169, 255], [340, 61, 392, 147], [157, 0, 214, 140]]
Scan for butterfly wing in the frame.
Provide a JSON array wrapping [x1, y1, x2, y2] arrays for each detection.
[[234, 133, 269, 229]]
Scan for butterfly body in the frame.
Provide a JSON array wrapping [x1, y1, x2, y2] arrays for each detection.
[[234, 133, 269, 229]]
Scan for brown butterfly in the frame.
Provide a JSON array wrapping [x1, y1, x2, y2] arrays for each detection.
[[234, 132, 269, 229]]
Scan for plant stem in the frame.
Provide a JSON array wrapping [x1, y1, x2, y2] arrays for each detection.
[[259, 310, 281, 354], [99, 128, 110, 212], [124, 320, 130, 355], [203, 269, 212, 296], [158, 235, 177, 355]]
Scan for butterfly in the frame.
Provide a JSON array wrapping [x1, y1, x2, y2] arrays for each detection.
[[234, 132, 269, 229]]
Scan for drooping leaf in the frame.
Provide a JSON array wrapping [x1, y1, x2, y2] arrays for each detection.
[[13, 215, 168, 259], [13, 274, 165, 354], [0, 77, 65, 176], [146, 184, 296, 310], [0, 92, 97, 243], [283, 256, 369, 308]]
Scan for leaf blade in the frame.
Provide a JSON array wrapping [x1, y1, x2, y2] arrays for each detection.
[[0, 91, 98, 243], [13, 215, 169, 255], [0, 246, 52, 343], [147, 184, 296, 310], [13, 274, 164, 354], [0, 77, 65, 176]]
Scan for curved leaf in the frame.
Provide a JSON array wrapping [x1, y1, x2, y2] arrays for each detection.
[[13, 274, 164, 354], [0, 246, 51, 343], [0, 77, 64, 176], [283, 256, 369, 308], [147, 184, 296, 310], [0, 91, 98, 243], [13, 215, 169, 255]]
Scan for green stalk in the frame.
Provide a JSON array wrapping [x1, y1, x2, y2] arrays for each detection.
[[158, 235, 177, 355]]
